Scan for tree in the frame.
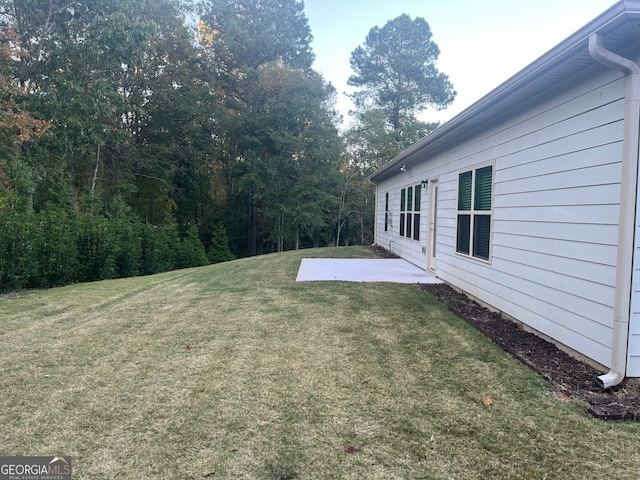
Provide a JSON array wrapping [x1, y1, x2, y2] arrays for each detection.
[[0, 29, 49, 146], [207, 222, 235, 264], [199, 0, 342, 256], [199, 0, 314, 73], [0, 27, 49, 214], [341, 14, 456, 246], [348, 14, 456, 130], [2, 0, 200, 217], [346, 108, 438, 173], [0, 0, 354, 293]]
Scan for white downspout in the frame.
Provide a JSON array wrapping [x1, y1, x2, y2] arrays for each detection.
[[588, 33, 640, 388]]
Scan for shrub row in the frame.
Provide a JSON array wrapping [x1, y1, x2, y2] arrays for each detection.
[[0, 209, 231, 293]]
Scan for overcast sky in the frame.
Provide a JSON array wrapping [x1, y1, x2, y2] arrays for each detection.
[[303, 0, 616, 127]]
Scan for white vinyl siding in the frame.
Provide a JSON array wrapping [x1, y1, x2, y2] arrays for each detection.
[[628, 275, 640, 374], [629, 160, 640, 376], [374, 64, 628, 371]]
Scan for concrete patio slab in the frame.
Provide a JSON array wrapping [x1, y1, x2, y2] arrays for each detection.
[[295, 258, 442, 284]]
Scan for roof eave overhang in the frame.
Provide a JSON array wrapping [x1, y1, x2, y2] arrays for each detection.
[[369, 0, 640, 184]]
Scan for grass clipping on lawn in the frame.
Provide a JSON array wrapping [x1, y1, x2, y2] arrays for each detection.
[[1, 246, 639, 479]]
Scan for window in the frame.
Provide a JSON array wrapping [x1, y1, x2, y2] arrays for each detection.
[[399, 184, 421, 241], [399, 189, 406, 237], [456, 164, 493, 261], [384, 192, 390, 231]]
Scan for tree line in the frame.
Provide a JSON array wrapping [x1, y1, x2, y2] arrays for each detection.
[[0, 0, 455, 292]]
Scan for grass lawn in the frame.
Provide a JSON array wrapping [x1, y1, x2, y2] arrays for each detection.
[[1, 246, 639, 479]]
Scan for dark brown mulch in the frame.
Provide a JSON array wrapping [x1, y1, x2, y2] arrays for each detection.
[[419, 282, 640, 421]]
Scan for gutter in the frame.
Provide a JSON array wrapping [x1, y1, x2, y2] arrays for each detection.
[[370, 2, 639, 185], [588, 33, 640, 388], [369, 0, 640, 183]]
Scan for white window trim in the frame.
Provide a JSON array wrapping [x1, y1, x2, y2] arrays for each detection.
[[399, 183, 422, 242], [455, 160, 495, 263]]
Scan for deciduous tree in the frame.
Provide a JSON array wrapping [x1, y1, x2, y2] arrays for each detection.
[[0, 27, 49, 213], [199, 0, 342, 255]]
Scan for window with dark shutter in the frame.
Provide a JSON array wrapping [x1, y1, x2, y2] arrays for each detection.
[[399, 184, 422, 241], [385, 192, 389, 232], [399, 188, 406, 237], [413, 186, 421, 241], [456, 164, 493, 261]]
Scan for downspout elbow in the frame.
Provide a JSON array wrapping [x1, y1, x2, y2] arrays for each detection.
[[588, 34, 640, 76], [589, 33, 640, 388], [598, 371, 626, 389]]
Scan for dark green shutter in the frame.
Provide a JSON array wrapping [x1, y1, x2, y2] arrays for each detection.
[[413, 186, 421, 240], [458, 171, 472, 255], [458, 171, 472, 210], [473, 214, 491, 260], [385, 192, 389, 231], [457, 215, 471, 254], [474, 166, 492, 211]]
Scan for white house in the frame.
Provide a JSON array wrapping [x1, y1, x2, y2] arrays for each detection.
[[369, 1, 640, 386]]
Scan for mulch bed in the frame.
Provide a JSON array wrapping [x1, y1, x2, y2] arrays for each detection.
[[419, 282, 640, 422]]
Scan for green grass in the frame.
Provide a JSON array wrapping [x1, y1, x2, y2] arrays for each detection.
[[1, 246, 639, 479]]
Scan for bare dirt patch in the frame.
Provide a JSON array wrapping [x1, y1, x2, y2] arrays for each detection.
[[370, 245, 400, 258], [0, 290, 35, 301], [419, 282, 640, 422]]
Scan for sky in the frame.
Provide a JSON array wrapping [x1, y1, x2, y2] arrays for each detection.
[[303, 0, 617, 127]]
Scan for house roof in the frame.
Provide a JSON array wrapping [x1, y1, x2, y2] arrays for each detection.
[[369, 0, 640, 183]]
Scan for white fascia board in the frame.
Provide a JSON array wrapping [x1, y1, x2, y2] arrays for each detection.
[[369, 0, 640, 184]]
